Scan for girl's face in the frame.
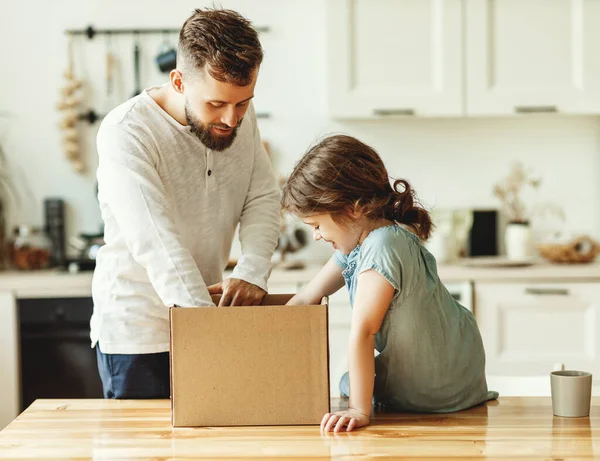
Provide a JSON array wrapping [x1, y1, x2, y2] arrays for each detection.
[[301, 213, 362, 255]]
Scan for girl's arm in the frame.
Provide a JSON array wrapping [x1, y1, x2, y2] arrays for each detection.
[[286, 257, 345, 305], [321, 269, 395, 432]]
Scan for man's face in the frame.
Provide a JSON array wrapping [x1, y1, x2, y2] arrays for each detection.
[[183, 66, 257, 151]]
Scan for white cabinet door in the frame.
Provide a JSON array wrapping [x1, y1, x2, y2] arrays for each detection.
[[475, 282, 600, 376], [328, 289, 352, 397], [466, 0, 600, 115], [327, 0, 463, 118], [252, 29, 275, 120], [0, 292, 19, 430]]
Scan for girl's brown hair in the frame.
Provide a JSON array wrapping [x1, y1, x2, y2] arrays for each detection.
[[281, 135, 432, 241]]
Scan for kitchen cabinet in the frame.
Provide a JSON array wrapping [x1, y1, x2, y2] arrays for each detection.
[[475, 282, 600, 378], [466, 0, 600, 115], [0, 272, 93, 430], [327, 289, 352, 398], [327, 0, 463, 118], [252, 29, 275, 119], [328, 0, 600, 118], [0, 293, 18, 431]]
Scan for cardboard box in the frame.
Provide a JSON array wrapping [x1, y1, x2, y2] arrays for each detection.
[[169, 294, 330, 427]]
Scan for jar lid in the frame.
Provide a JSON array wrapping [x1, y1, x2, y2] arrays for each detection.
[[16, 225, 42, 237], [18, 225, 31, 237]]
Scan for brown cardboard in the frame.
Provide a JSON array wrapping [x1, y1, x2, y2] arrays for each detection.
[[169, 294, 330, 427]]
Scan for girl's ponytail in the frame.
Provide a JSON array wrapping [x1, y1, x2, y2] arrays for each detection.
[[385, 179, 432, 241]]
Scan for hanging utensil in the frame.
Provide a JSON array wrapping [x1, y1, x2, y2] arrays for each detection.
[[156, 31, 177, 73], [132, 32, 141, 97], [104, 32, 114, 109]]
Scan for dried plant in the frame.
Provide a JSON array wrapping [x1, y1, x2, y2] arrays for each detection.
[[0, 142, 18, 207], [493, 162, 541, 224], [0, 132, 19, 269]]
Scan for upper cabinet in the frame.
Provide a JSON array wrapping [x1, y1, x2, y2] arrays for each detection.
[[328, 0, 600, 118], [252, 28, 275, 119], [466, 0, 600, 116], [327, 0, 463, 118]]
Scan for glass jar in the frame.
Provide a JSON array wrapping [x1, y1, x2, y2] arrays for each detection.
[[8, 225, 52, 270]]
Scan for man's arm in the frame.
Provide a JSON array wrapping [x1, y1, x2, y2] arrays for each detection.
[[97, 124, 214, 307], [229, 105, 281, 292]]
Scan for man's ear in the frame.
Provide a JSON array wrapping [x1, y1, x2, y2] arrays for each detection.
[[170, 69, 184, 94]]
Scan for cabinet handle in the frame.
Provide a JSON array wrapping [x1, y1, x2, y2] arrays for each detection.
[[373, 108, 415, 116], [525, 287, 569, 296], [515, 105, 558, 114]]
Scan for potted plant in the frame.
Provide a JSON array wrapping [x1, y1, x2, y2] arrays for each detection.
[[493, 162, 541, 260]]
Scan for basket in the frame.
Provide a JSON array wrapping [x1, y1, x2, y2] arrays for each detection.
[[536, 235, 600, 264]]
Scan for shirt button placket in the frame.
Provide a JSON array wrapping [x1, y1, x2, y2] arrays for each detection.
[[206, 150, 214, 179]]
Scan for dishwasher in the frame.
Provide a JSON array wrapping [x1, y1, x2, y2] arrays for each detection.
[[18, 297, 103, 410]]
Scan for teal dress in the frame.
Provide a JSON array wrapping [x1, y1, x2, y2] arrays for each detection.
[[335, 224, 498, 413]]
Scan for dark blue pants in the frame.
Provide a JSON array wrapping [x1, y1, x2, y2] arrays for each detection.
[[95, 345, 170, 399]]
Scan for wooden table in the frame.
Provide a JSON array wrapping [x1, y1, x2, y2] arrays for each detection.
[[1, 397, 599, 459]]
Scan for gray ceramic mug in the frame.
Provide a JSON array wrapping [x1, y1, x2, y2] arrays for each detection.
[[550, 370, 592, 417]]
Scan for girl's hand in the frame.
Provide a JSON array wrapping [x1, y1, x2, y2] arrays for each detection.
[[320, 408, 370, 433]]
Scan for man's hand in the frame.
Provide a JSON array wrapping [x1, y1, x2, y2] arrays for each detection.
[[321, 408, 370, 433], [207, 278, 266, 306]]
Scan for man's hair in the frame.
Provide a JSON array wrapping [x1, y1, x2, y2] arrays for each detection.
[[178, 8, 263, 86]]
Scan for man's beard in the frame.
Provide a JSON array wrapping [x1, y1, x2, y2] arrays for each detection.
[[185, 103, 242, 151]]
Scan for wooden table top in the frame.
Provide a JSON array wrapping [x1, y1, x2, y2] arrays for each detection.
[[1, 397, 599, 460]]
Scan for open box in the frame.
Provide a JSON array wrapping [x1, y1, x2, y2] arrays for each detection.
[[169, 294, 330, 427]]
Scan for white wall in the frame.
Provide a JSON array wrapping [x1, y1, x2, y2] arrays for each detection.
[[2, 0, 599, 258]]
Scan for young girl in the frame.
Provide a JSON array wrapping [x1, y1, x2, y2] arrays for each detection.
[[283, 135, 498, 433]]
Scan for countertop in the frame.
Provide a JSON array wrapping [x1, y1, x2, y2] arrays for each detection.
[[1, 261, 600, 299], [436, 260, 600, 282], [0, 263, 600, 298], [1, 397, 599, 459]]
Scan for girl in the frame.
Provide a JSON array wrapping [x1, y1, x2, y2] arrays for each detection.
[[283, 135, 498, 433]]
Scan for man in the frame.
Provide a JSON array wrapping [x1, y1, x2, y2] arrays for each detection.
[[90, 8, 281, 399]]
